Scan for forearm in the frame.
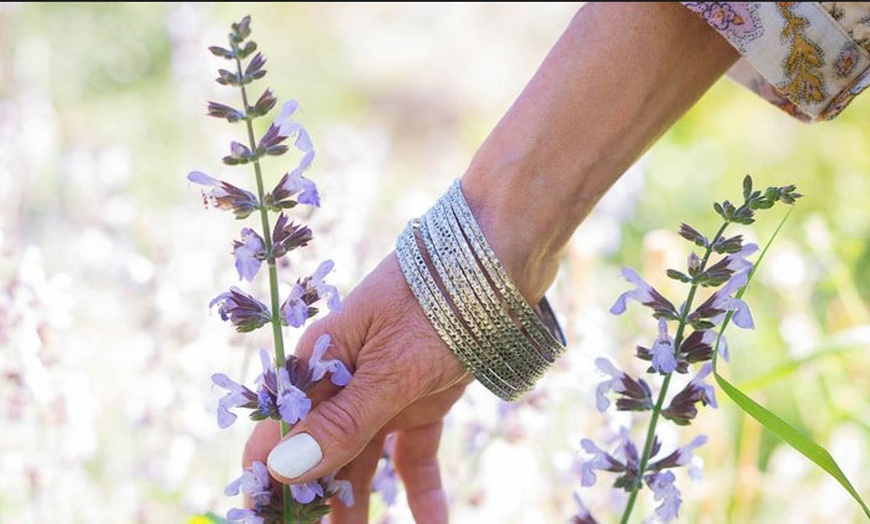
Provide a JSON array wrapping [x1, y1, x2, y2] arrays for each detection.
[[461, 2, 739, 302]]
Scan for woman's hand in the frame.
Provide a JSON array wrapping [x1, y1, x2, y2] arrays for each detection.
[[243, 251, 473, 522]]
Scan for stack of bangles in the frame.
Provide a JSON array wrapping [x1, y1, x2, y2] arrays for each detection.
[[395, 179, 567, 401]]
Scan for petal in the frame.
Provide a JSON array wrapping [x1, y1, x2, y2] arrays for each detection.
[[187, 170, 220, 186]]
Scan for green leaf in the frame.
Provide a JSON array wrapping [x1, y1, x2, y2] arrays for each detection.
[[712, 207, 870, 520]]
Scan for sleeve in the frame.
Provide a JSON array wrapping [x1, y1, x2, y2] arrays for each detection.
[[680, 2, 870, 122]]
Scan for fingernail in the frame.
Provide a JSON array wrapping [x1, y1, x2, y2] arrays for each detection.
[[267, 433, 323, 479]]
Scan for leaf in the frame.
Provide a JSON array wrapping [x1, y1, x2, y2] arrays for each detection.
[[712, 207, 870, 520]]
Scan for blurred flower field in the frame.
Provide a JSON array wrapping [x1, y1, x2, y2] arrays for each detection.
[[1, 3, 869, 523]]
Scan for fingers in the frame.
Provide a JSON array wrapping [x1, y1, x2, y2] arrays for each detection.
[[327, 431, 387, 523], [393, 422, 448, 524]]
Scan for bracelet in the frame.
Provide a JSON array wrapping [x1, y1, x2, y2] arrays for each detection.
[[394, 179, 566, 401]]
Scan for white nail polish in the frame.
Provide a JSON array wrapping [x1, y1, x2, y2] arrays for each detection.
[[267, 433, 323, 479]]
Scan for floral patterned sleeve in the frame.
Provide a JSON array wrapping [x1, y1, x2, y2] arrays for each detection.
[[681, 2, 870, 122]]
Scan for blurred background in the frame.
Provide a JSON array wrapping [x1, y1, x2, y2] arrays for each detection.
[[1, 2, 868, 523]]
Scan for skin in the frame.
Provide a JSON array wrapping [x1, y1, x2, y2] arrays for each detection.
[[243, 3, 740, 522]]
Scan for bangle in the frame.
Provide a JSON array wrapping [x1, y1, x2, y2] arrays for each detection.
[[395, 179, 566, 401]]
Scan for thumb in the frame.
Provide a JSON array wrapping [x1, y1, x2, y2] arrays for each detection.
[[266, 366, 407, 485]]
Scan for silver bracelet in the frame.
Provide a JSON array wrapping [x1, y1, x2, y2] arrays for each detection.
[[394, 180, 567, 401]]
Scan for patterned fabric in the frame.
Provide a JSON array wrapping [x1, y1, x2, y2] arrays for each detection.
[[681, 2, 870, 122]]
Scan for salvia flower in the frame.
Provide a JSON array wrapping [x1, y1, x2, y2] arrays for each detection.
[[290, 480, 324, 504], [233, 228, 267, 282], [309, 334, 352, 386], [280, 260, 342, 328], [690, 272, 755, 329], [645, 470, 681, 522], [188, 171, 259, 219], [271, 168, 320, 209], [594, 358, 653, 413], [225, 461, 280, 523], [649, 435, 709, 472], [650, 318, 677, 374], [212, 373, 259, 429], [571, 491, 598, 524], [373, 435, 400, 506], [610, 267, 679, 320], [271, 213, 312, 258], [210, 286, 271, 332], [662, 364, 717, 426]]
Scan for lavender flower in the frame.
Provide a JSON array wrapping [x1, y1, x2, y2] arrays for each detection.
[[610, 267, 679, 320], [290, 480, 324, 504], [309, 334, 352, 386], [188, 171, 259, 219], [662, 365, 717, 426], [212, 373, 259, 429], [210, 286, 271, 332], [225, 461, 280, 523], [280, 260, 342, 328], [594, 358, 653, 413], [645, 470, 681, 522], [650, 318, 677, 374], [233, 228, 266, 282]]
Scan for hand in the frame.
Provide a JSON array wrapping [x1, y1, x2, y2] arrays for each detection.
[[243, 251, 473, 523]]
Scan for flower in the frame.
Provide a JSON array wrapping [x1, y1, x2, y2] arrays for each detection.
[[233, 228, 266, 282], [650, 319, 678, 374], [280, 260, 342, 328], [662, 364, 717, 425], [276, 367, 311, 424], [649, 434, 709, 472], [271, 169, 319, 209], [324, 471, 355, 507], [610, 267, 678, 320], [212, 373, 258, 428], [690, 272, 754, 329], [271, 213, 312, 258], [188, 170, 259, 219], [594, 358, 653, 413], [373, 435, 400, 506], [210, 286, 271, 332], [645, 470, 681, 522], [290, 480, 324, 504], [309, 334, 352, 386], [578, 438, 626, 487], [224, 461, 274, 518]]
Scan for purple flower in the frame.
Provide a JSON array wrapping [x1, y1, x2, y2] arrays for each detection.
[[650, 434, 709, 472], [373, 436, 400, 506], [226, 508, 264, 524], [212, 373, 258, 428], [271, 213, 312, 258], [610, 267, 678, 319], [210, 286, 271, 332], [310, 334, 352, 386], [725, 243, 757, 274], [645, 470, 681, 522], [578, 438, 625, 487], [650, 318, 677, 374], [290, 480, 324, 504], [662, 364, 717, 425], [691, 272, 754, 329], [188, 171, 259, 219], [233, 228, 266, 282], [280, 260, 342, 328], [271, 169, 319, 209], [324, 471, 355, 507], [225, 461, 275, 515], [276, 367, 311, 424], [594, 358, 653, 413]]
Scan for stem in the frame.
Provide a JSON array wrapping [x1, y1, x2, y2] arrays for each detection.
[[620, 222, 729, 523], [234, 52, 295, 524]]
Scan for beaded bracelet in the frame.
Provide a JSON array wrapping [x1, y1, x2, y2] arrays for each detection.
[[395, 179, 566, 401]]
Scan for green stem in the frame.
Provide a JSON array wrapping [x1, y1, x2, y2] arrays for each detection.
[[234, 51, 294, 524], [620, 222, 729, 523]]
